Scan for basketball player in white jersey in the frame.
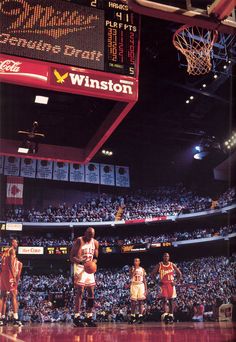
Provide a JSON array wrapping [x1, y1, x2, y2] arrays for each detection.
[[130, 258, 147, 324], [70, 227, 99, 327]]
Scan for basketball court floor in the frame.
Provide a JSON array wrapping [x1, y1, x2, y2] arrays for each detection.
[[0, 322, 235, 342]]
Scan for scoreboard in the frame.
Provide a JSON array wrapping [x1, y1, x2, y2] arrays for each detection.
[[0, 0, 139, 77], [46, 246, 68, 255]]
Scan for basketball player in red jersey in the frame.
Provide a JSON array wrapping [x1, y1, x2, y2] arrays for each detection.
[[70, 227, 99, 327], [152, 253, 182, 323], [0, 239, 23, 326], [130, 258, 147, 324]]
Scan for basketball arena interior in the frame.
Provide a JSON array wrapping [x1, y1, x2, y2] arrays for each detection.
[[0, 0, 236, 341]]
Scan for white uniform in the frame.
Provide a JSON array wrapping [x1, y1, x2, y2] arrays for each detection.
[[130, 267, 146, 301], [73, 237, 96, 287]]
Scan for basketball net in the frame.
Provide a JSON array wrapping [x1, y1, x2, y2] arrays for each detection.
[[173, 25, 218, 76]]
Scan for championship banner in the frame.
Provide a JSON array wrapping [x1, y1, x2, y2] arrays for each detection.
[[100, 164, 115, 186], [6, 176, 24, 205], [85, 163, 100, 184], [53, 161, 69, 181], [0, 155, 4, 174], [36, 160, 53, 179], [115, 166, 130, 187], [69, 163, 85, 183], [20, 158, 37, 178], [4, 156, 20, 176]]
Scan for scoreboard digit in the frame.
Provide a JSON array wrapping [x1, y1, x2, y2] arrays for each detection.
[[104, 1, 138, 76]]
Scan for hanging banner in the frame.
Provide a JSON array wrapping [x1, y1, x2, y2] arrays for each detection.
[[69, 163, 85, 183], [36, 160, 53, 179], [115, 166, 130, 187], [1, 154, 131, 187], [53, 161, 69, 181], [100, 164, 115, 186], [20, 158, 37, 178], [4, 156, 20, 176], [0, 155, 4, 174], [6, 176, 24, 205], [85, 163, 99, 184]]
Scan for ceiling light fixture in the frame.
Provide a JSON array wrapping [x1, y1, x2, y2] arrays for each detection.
[[35, 96, 49, 104], [18, 147, 29, 154], [102, 150, 113, 156]]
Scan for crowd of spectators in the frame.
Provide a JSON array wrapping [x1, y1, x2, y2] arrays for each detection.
[[97, 224, 236, 246], [3, 185, 235, 223], [12, 256, 236, 323], [1, 224, 235, 248]]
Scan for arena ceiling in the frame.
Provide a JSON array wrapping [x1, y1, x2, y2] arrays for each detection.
[[0, 16, 235, 186]]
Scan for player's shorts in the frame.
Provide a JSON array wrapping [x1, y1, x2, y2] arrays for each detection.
[[73, 264, 96, 288], [0, 272, 18, 293], [160, 282, 176, 299], [130, 283, 146, 301]]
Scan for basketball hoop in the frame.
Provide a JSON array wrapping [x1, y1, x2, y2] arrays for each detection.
[[173, 25, 218, 75]]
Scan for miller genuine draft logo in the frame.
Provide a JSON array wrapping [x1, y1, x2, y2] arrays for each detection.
[[0, 0, 100, 38]]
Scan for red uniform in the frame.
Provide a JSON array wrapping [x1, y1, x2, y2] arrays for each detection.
[[0, 247, 20, 293], [159, 262, 176, 299]]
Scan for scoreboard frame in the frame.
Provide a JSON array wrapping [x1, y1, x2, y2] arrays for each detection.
[[0, 0, 140, 165], [0, 0, 140, 77]]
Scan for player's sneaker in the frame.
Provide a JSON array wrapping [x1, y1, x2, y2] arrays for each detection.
[[161, 312, 168, 323], [0, 318, 7, 326], [73, 317, 86, 327], [167, 314, 174, 324], [13, 319, 23, 327], [129, 315, 136, 324], [84, 318, 97, 327], [137, 315, 144, 324]]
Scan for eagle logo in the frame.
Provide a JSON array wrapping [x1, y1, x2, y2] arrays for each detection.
[[54, 69, 68, 84]]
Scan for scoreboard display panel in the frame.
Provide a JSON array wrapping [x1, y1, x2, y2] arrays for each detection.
[[46, 246, 68, 255], [0, 0, 139, 76]]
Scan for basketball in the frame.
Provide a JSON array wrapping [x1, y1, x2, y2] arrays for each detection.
[[84, 261, 97, 274]]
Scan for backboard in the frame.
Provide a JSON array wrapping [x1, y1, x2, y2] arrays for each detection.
[[128, 0, 236, 34]]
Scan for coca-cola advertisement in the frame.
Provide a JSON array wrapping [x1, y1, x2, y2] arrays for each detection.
[[0, 59, 21, 73], [0, 55, 48, 85]]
